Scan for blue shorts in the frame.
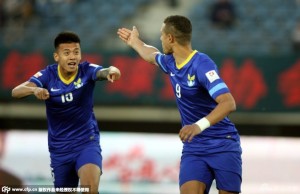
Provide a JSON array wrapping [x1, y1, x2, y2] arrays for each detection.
[[179, 151, 242, 194], [50, 142, 102, 188]]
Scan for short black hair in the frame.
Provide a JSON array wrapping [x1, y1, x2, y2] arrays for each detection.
[[163, 15, 192, 45], [54, 31, 80, 49]]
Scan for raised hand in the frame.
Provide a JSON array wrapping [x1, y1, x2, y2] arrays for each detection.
[[117, 26, 139, 46]]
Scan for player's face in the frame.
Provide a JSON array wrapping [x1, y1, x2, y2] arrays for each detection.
[[160, 24, 173, 54], [54, 43, 81, 74]]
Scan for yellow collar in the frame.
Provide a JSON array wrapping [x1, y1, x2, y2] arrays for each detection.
[[176, 50, 197, 69], [58, 65, 78, 85]]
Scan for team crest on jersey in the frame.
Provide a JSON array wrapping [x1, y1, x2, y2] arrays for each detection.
[[74, 78, 83, 89], [187, 74, 195, 87]]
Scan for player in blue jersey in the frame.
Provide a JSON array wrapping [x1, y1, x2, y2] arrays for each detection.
[[118, 15, 242, 194], [11, 31, 121, 193]]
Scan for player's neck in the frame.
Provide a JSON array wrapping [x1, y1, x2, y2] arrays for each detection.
[[58, 65, 78, 81], [173, 46, 194, 65]]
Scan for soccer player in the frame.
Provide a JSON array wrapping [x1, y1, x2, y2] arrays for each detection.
[[11, 31, 121, 193], [117, 15, 242, 194]]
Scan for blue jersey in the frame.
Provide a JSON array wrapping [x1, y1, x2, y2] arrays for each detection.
[[29, 61, 102, 154], [156, 50, 241, 153]]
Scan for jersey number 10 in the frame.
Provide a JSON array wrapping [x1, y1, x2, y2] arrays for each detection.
[[61, 93, 73, 103]]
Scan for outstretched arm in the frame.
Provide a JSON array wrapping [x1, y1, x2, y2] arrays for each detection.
[[117, 26, 160, 65], [12, 81, 50, 100], [96, 66, 121, 82]]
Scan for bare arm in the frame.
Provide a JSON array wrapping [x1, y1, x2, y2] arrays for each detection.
[[206, 93, 236, 125], [96, 66, 121, 82], [12, 81, 49, 100], [179, 93, 236, 142], [117, 26, 160, 65]]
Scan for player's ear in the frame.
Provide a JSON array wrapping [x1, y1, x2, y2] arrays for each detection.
[[167, 34, 175, 43], [53, 52, 59, 62]]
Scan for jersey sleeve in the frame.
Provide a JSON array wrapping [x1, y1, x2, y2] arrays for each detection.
[[29, 69, 50, 88], [155, 53, 170, 74], [81, 61, 103, 81], [197, 57, 230, 100]]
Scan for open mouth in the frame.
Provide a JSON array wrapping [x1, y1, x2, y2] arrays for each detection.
[[68, 62, 77, 68]]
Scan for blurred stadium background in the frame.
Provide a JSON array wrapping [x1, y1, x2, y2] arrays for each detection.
[[0, 0, 300, 193]]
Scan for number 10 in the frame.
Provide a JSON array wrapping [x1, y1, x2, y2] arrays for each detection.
[[61, 93, 73, 103]]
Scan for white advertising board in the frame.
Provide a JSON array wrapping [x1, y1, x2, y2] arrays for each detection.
[[1, 130, 300, 194]]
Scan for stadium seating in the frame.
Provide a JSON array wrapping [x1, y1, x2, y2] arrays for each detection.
[[0, 0, 151, 51], [0, 0, 298, 55], [189, 0, 299, 55]]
